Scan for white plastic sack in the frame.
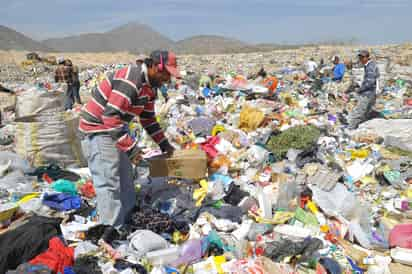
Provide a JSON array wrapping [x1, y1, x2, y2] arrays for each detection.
[[15, 90, 65, 120], [15, 112, 86, 168], [357, 119, 412, 152], [311, 183, 368, 222], [128, 230, 169, 259]]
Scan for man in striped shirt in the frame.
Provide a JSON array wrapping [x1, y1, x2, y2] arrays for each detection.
[[79, 50, 179, 227]]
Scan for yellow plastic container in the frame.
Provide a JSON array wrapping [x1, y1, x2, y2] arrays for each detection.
[[307, 201, 319, 214], [347, 149, 370, 159]]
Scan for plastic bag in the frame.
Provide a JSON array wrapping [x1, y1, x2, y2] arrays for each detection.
[[311, 184, 367, 221], [172, 239, 202, 267], [246, 145, 270, 167], [238, 105, 265, 132], [51, 179, 78, 195], [128, 230, 169, 259], [348, 221, 372, 249], [193, 256, 219, 274], [389, 224, 412, 249], [15, 112, 86, 167]]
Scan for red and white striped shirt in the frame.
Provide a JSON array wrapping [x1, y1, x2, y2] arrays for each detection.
[[79, 65, 170, 159]]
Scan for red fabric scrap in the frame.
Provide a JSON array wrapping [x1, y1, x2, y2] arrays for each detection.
[[30, 237, 74, 274], [79, 180, 96, 198]]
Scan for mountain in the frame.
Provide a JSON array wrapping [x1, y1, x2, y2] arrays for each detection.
[[0, 23, 283, 54], [0, 25, 50, 51], [43, 24, 280, 54], [174, 35, 253, 54], [43, 22, 174, 53]]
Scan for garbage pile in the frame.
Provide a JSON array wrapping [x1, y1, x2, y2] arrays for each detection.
[[1, 46, 412, 274]]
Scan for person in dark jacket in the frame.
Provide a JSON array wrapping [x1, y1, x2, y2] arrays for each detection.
[[55, 58, 74, 110], [67, 60, 82, 106], [348, 50, 380, 129]]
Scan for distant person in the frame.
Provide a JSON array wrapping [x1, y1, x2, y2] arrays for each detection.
[[319, 58, 325, 68], [332, 56, 345, 81], [79, 50, 178, 228], [66, 59, 82, 106], [55, 57, 73, 110], [348, 50, 380, 129], [136, 54, 146, 67], [199, 71, 215, 89], [184, 71, 200, 91], [318, 58, 327, 76], [305, 58, 318, 78], [256, 67, 267, 79], [251, 67, 278, 97], [345, 59, 353, 71]]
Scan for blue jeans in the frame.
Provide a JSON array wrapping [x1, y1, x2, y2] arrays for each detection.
[[64, 84, 74, 110], [73, 81, 81, 104], [81, 134, 136, 227]]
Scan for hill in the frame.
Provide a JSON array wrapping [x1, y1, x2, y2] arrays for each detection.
[[0, 25, 51, 51], [175, 35, 254, 54], [43, 22, 173, 53], [1, 23, 283, 54]]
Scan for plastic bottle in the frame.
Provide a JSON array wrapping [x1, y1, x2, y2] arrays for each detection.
[[307, 200, 327, 226], [348, 149, 370, 159], [257, 185, 272, 219], [276, 180, 298, 210]]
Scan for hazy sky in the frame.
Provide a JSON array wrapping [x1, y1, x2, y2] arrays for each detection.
[[1, 0, 411, 44]]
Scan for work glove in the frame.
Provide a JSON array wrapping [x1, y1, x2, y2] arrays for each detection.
[[162, 144, 175, 157], [131, 152, 143, 165]]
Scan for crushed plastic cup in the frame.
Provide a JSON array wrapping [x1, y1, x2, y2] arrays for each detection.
[[146, 247, 181, 266]]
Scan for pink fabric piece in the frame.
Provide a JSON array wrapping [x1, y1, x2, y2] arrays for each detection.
[[200, 136, 220, 159], [389, 224, 412, 249]]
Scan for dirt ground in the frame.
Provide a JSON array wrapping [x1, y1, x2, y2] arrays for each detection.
[[1, 43, 412, 69]]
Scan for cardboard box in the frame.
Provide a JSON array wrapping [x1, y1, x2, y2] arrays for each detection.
[[149, 150, 208, 179]]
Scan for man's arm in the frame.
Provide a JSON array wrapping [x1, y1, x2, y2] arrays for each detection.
[[139, 87, 173, 153]]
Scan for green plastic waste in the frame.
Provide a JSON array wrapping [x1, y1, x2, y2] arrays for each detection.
[[212, 200, 223, 209], [207, 230, 233, 252], [383, 170, 403, 187], [396, 79, 405, 88], [51, 179, 77, 195], [294, 207, 319, 226]]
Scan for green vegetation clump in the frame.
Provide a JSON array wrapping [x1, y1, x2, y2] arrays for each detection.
[[266, 125, 321, 159]]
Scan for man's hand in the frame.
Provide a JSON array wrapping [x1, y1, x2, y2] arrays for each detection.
[[131, 153, 143, 165], [163, 145, 175, 157]]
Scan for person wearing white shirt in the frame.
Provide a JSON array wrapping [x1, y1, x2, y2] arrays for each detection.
[[305, 58, 318, 78]]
